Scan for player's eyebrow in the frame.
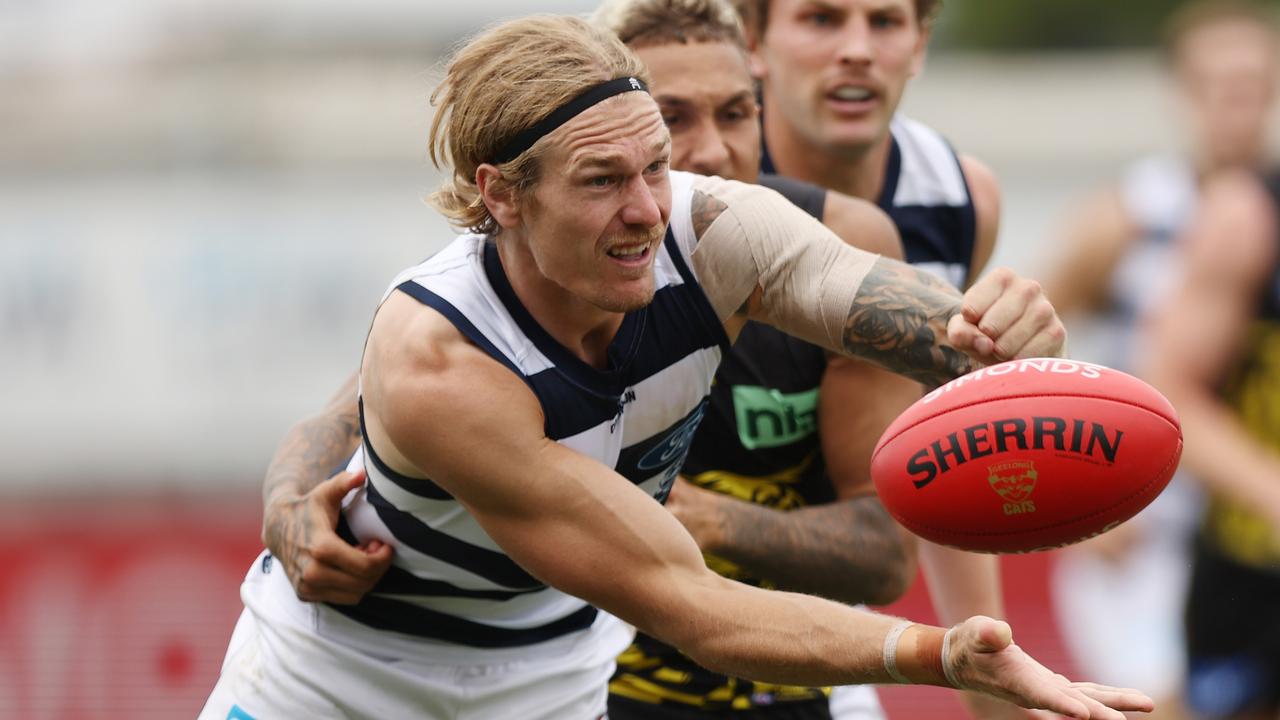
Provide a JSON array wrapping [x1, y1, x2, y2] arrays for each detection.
[[717, 90, 756, 108], [572, 138, 669, 170]]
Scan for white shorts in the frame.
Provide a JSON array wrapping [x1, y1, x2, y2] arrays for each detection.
[[828, 685, 887, 720], [199, 551, 632, 720]]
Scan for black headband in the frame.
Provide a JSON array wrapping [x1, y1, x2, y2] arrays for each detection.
[[489, 76, 649, 165]]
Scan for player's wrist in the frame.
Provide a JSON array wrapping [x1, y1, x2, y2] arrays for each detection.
[[881, 620, 952, 686]]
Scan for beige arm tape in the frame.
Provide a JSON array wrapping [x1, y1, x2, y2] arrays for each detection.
[[689, 174, 878, 353]]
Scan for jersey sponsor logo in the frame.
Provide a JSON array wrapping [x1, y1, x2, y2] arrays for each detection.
[[638, 401, 706, 472], [731, 385, 818, 450], [906, 416, 1124, 489], [988, 460, 1038, 515]]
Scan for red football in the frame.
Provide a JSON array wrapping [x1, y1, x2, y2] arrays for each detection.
[[871, 358, 1182, 553]]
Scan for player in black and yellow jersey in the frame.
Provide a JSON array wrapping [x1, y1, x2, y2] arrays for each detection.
[[1147, 153, 1280, 720]]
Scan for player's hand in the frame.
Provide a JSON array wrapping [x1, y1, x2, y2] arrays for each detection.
[[262, 468, 393, 605], [663, 475, 725, 552], [960, 691, 1060, 720], [947, 616, 1153, 719], [948, 268, 1067, 363]]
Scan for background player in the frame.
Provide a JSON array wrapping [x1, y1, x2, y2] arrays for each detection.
[[1043, 3, 1280, 718]]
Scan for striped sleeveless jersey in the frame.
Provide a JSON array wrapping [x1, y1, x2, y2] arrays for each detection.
[[331, 170, 731, 650]]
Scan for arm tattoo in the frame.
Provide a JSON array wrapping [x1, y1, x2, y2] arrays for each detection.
[[712, 496, 912, 605], [262, 402, 361, 507], [261, 379, 362, 570], [843, 258, 977, 386], [691, 189, 728, 239]]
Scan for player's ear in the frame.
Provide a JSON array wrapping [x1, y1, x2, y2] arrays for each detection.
[[476, 164, 522, 230]]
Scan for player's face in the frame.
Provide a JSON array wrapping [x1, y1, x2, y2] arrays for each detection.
[[522, 93, 673, 313], [634, 41, 762, 183], [757, 0, 927, 152], [1175, 19, 1278, 168]]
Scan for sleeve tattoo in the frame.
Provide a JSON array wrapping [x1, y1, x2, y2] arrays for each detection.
[[712, 495, 912, 605], [841, 259, 977, 386], [262, 381, 362, 508]]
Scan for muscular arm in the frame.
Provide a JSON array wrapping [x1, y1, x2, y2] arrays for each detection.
[[1144, 171, 1280, 521], [362, 293, 925, 685], [357, 291, 1152, 717]]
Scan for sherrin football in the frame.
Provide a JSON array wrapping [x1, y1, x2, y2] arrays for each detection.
[[870, 358, 1182, 553]]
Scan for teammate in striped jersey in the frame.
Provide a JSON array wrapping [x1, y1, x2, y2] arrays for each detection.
[[202, 13, 1153, 720]]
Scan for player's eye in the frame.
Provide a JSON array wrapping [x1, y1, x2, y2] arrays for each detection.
[[645, 159, 668, 175], [870, 12, 904, 29], [588, 175, 615, 188], [803, 10, 837, 28]]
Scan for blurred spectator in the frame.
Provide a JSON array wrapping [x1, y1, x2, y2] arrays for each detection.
[[1045, 2, 1279, 718]]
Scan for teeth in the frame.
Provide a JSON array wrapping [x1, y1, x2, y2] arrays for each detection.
[[609, 245, 646, 258], [832, 86, 872, 101]]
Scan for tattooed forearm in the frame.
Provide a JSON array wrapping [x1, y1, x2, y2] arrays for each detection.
[[843, 257, 977, 386], [709, 496, 914, 606], [263, 373, 362, 509], [691, 189, 729, 239]]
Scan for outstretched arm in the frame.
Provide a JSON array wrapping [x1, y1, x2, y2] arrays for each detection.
[[261, 372, 392, 604], [359, 293, 1149, 718]]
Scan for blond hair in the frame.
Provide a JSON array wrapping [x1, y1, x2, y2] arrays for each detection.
[[428, 15, 649, 235], [733, 0, 943, 41], [594, 0, 747, 50]]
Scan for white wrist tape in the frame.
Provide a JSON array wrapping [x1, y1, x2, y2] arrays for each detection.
[[881, 619, 914, 684], [941, 625, 962, 689]]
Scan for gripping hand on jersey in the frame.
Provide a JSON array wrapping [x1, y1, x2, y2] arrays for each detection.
[[947, 267, 1067, 363], [263, 468, 392, 605]]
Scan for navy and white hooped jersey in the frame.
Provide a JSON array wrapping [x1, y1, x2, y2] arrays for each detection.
[[331, 170, 729, 651], [876, 116, 977, 287], [761, 114, 977, 287]]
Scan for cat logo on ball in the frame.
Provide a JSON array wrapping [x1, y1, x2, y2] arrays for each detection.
[[988, 460, 1038, 516]]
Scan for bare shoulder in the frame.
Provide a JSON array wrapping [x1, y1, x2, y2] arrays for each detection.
[[821, 190, 904, 260], [361, 290, 542, 481]]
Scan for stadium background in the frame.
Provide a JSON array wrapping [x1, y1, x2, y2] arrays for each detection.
[[3, 0, 1272, 716]]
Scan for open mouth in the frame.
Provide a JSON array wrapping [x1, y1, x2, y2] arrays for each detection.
[[827, 85, 879, 110], [606, 243, 653, 265]]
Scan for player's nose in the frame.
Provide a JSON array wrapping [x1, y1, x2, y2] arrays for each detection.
[[684, 124, 732, 177], [619, 174, 662, 228]]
